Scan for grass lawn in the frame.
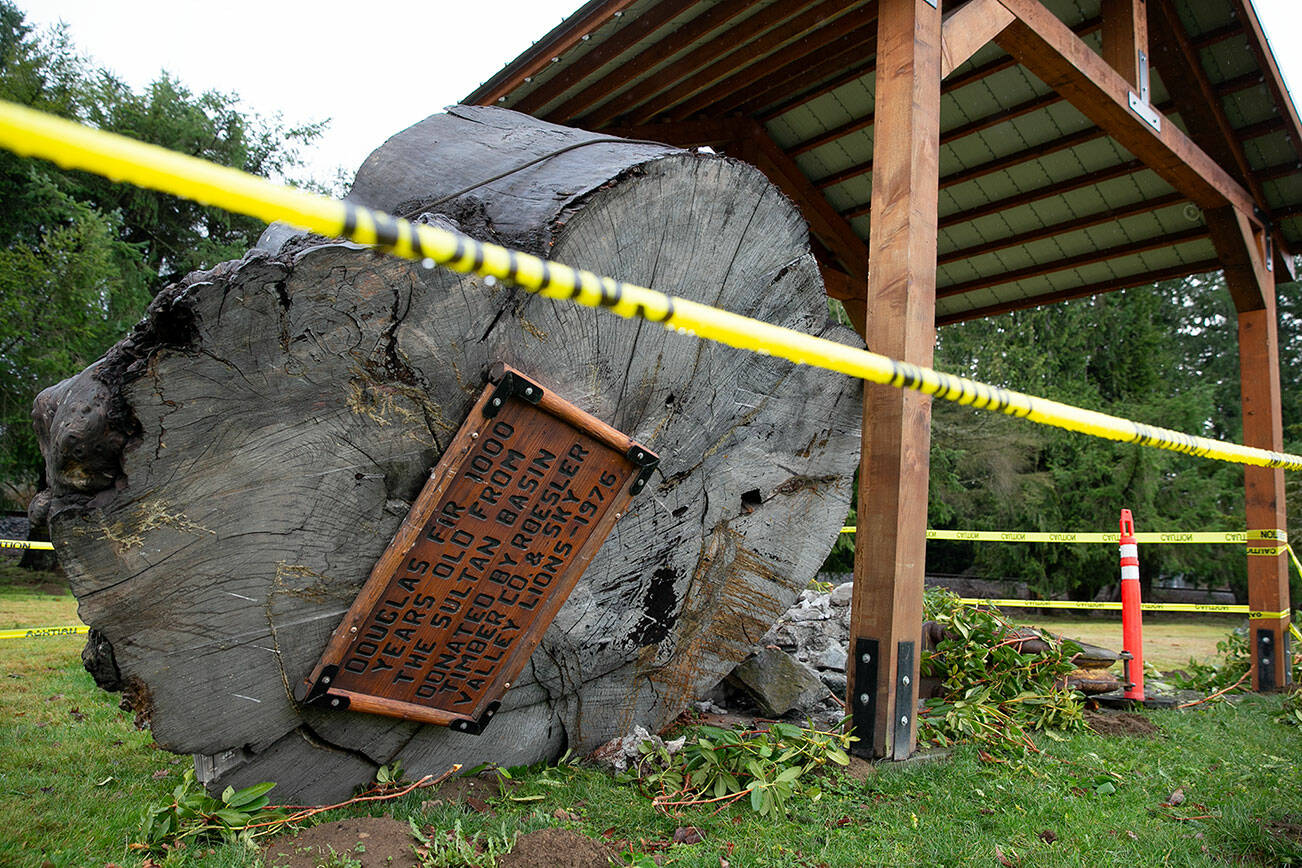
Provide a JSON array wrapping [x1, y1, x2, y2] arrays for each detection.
[[0, 574, 1299, 866]]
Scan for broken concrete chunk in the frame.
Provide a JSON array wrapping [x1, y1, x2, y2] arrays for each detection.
[[829, 582, 853, 606], [726, 647, 828, 717]]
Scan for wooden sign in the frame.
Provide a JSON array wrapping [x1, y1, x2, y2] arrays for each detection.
[[298, 363, 657, 734]]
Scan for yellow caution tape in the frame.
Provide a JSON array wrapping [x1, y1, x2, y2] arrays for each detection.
[[1291, 622, 1302, 643], [1287, 543, 1302, 580], [3, 101, 1302, 470], [840, 527, 1272, 544], [0, 538, 54, 551], [958, 598, 1289, 617], [0, 625, 88, 640]]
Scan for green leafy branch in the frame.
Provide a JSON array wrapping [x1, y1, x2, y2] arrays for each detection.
[[621, 720, 855, 817], [139, 762, 461, 852], [918, 590, 1085, 752], [140, 769, 285, 850]]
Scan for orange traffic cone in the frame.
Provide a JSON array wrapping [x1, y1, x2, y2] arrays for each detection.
[[1119, 509, 1145, 701]]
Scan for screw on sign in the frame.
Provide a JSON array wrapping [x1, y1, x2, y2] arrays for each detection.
[[1119, 509, 1145, 701]]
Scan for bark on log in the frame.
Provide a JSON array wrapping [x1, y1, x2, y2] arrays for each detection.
[[34, 106, 862, 803]]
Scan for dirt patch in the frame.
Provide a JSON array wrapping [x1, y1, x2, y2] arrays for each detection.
[[419, 771, 513, 808], [1266, 814, 1302, 845], [262, 816, 419, 868], [1084, 710, 1160, 737], [499, 827, 613, 868], [842, 755, 875, 782]]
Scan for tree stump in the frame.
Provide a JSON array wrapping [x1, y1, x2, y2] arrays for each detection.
[[34, 107, 862, 802]]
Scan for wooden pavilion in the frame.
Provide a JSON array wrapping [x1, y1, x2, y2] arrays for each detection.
[[464, 0, 1302, 758]]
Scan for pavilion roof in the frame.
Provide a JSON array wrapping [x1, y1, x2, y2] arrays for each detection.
[[465, 0, 1302, 324]]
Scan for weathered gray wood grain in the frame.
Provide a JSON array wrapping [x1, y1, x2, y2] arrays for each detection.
[[36, 108, 862, 802]]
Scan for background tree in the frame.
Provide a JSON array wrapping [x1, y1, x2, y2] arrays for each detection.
[[826, 272, 1299, 604], [0, 1, 324, 509]]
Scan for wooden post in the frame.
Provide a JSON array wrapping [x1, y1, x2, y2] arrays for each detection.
[[1209, 206, 1293, 690], [847, 0, 942, 760], [1101, 0, 1147, 88], [1239, 304, 1292, 690]]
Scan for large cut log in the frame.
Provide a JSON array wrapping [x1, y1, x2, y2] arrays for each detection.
[[34, 106, 862, 803]]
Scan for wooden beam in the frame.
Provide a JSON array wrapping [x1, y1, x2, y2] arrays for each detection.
[[791, 110, 877, 159], [819, 265, 868, 335], [546, 0, 765, 123], [935, 258, 1221, 325], [832, 124, 1103, 201], [510, 0, 700, 115], [753, 50, 878, 122], [934, 153, 1298, 234], [744, 121, 870, 280], [1230, 0, 1302, 170], [940, 0, 1014, 79], [791, 64, 1262, 163], [467, 0, 637, 106], [935, 158, 1145, 228], [746, 9, 1243, 124], [750, 7, 1245, 129], [628, 1, 875, 125], [849, 0, 941, 762], [708, 19, 881, 118], [937, 191, 1184, 266], [1208, 205, 1272, 312], [1101, 0, 1147, 88], [732, 32, 879, 118], [937, 225, 1208, 299], [1149, 0, 1295, 280], [759, 14, 1103, 123], [601, 118, 742, 149], [833, 106, 1284, 207], [577, 0, 833, 128], [1238, 303, 1291, 691], [992, 0, 1258, 217], [1208, 204, 1292, 690]]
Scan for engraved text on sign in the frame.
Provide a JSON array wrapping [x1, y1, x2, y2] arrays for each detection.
[[301, 366, 656, 733]]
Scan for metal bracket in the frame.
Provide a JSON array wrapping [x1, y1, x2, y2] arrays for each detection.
[[300, 665, 353, 712], [484, 370, 544, 418], [1119, 650, 1135, 690], [850, 637, 879, 759], [1251, 206, 1276, 273], [625, 444, 659, 496], [301, 664, 339, 704], [1286, 629, 1294, 685], [1127, 50, 1162, 132], [892, 641, 916, 761], [1256, 629, 1277, 686], [449, 701, 501, 736]]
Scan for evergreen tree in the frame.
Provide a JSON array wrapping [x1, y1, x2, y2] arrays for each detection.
[[0, 2, 324, 506], [925, 275, 1293, 603]]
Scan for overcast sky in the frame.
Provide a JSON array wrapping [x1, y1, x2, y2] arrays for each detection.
[[20, 0, 1302, 184]]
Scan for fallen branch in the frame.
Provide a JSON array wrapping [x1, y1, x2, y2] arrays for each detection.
[[245, 764, 462, 836], [652, 788, 750, 814], [1176, 671, 1251, 709]]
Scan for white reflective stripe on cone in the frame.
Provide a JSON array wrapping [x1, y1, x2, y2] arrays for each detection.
[[1121, 565, 1140, 580]]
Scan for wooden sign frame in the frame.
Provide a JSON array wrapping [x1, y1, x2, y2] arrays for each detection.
[[297, 363, 657, 734]]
